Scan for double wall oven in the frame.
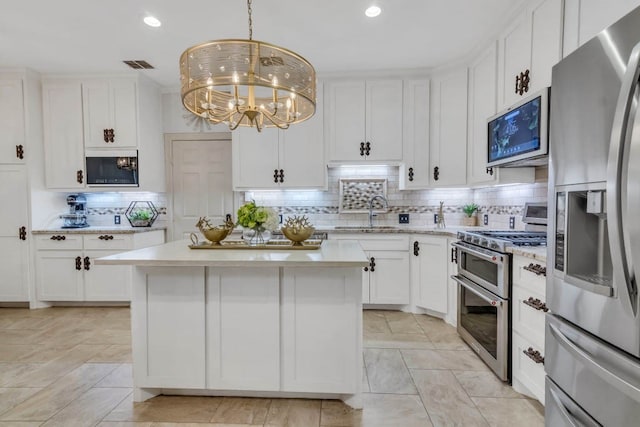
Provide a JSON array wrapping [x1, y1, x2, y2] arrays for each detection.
[[451, 203, 547, 381]]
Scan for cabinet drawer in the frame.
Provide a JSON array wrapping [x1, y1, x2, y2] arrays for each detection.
[[83, 234, 133, 250], [512, 331, 545, 404], [330, 233, 409, 251], [512, 255, 546, 294], [35, 234, 83, 250], [512, 285, 546, 348]]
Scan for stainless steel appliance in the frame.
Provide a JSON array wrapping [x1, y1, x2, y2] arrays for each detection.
[[452, 203, 547, 381], [546, 6, 640, 425], [60, 194, 89, 228], [85, 150, 139, 187]]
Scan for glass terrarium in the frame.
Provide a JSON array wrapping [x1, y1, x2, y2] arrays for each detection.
[[125, 201, 158, 227]]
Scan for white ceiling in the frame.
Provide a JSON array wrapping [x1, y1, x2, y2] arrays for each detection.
[[0, 0, 526, 89]]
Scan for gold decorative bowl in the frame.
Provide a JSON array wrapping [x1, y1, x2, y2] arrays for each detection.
[[281, 226, 315, 246], [196, 217, 234, 245]]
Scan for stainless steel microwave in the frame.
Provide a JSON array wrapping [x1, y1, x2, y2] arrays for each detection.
[[85, 150, 139, 187]]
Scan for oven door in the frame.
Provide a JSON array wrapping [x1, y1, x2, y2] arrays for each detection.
[[452, 274, 509, 381], [452, 241, 509, 298]]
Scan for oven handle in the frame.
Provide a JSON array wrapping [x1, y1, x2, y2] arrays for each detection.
[[451, 274, 504, 307], [451, 241, 501, 264]]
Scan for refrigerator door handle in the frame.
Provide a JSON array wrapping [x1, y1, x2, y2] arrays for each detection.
[[549, 323, 640, 402], [548, 386, 580, 427], [607, 41, 640, 314]]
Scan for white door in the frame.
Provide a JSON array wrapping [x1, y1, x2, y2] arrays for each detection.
[[0, 78, 25, 164], [169, 137, 234, 241], [0, 166, 29, 301]]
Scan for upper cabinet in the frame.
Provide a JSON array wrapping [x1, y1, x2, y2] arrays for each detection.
[[325, 79, 403, 163], [498, 0, 564, 110], [0, 77, 25, 164], [429, 68, 468, 187], [233, 83, 326, 190], [82, 79, 137, 149], [400, 79, 430, 189]]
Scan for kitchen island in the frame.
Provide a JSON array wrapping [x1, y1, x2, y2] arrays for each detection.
[[96, 239, 369, 408]]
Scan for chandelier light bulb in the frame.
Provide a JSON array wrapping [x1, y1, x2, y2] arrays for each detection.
[[143, 16, 162, 27], [365, 5, 382, 18]]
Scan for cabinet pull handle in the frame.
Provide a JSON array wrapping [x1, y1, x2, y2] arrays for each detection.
[[108, 129, 115, 142], [408, 167, 414, 182], [451, 247, 458, 264], [279, 169, 284, 183], [515, 69, 530, 95], [16, 144, 24, 159], [103, 129, 109, 142], [75, 256, 82, 270], [98, 235, 114, 240], [50, 235, 66, 241], [77, 170, 83, 184], [273, 169, 279, 183], [433, 166, 440, 181], [370, 256, 375, 272], [365, 141, 371, 156], [413, 241, 420, 256], [523, 347, 544, 364], [18, 226, 26, 241], [523, 297, 549, 312], [364, 266, 369, 272], [359, 142, 365, 156], [84, 256, 91, 271], [486, 167, 494, 176], [523, 263, 546, 276]]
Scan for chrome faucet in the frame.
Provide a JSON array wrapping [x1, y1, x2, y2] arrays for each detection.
[[368, 195, 389, 227]]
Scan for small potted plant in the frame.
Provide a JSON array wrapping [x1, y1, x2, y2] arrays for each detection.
[[125, 201, 158, 227], [462, 203, 480, 226]]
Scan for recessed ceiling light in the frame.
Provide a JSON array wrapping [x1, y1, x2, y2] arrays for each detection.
[[143, 16, 162, 27], [365, 5, 381, 18]]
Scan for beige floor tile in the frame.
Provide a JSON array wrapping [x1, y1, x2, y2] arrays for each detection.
[[0, 364, 41, 388], [41, 387, 132, 427], [402, 349, 489, 371], [364, 332, 435, 349], [525, 398, 545, 417], [264, 398, 321, 426], [153, 423, 253, 427], [363, 349, 417, 394], [411, 369, 488, 427], [472, 397, 544, 427], [0, 330, 41, 345], [209, 397, 270, 424], [320, 400, 361, 426], [98, 422, 152, 427], [362, 363, 370, 393], [0, 389, 42, 417], [429, 333, 470, 350], [3, 317, 51, 330], [95, 364, 133, 388], [414, 315, 457, 335], [0, 363, 118, 421], [362, 311, 390, 334], [104, 394, 223, 423], [453, 371, 522, 398], [87, 345, 132, 363], [0, 345, 70, 364], [83, 329, 131, 345], [383, 312, 424, 335], [0, 422, 44, 426], [321, 394, 432, 427]]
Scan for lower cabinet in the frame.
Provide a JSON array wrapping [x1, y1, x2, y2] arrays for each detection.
[[411, 235, 449, 313], [36, 230, 164, 302], [511, 254, 547, 404]]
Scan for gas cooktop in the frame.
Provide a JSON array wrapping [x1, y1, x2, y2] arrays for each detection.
[[456, 230, 547, 252]]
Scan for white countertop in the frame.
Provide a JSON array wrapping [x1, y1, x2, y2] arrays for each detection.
[[95, 239, 369, 268], [506, 245, 548, 262], [32, 225, 167, 234]]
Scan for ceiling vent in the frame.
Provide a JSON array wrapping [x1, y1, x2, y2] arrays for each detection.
[[123, 60, 154, 70]]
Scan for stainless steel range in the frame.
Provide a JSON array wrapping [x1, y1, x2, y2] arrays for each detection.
[[451, 203, 547, 381]]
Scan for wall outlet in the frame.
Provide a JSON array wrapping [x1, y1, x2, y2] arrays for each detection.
[[483, 214, 488, 226], [434, 213, 439, 224], [509, 216, 515, 229], [114, 215, 121, 225], [399, 213, 409, 224]]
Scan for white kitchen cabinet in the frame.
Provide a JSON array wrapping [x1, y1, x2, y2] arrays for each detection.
[[497, 0, 564, 110], [411, 235, 448, 314], [325, 79, 403, 163], [329, 234, 410, 305], [511, 254, 547, 404], [233, 83, 325, 190], [429, 68, 468, 187], [400, 79, 430, 189], [0, 165, 30, 301], [82, 79, 137, 149], [0, 78, 25, 164], [467, 43, 535, 187], [35, 230, 165, 302], [446, 238, 459, 327]]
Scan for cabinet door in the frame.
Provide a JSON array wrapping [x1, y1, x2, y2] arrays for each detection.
[[430, 69, 468, 187], [529, 0, 564, 93], [42, 81, 85, 189], [400, 79, 430, 189], [499, 11, 531, 110], [0, 78, 25, 164], [84, 250, 131, 301], [232, 127, 280, 189], [0, 166, 29, 301], [279, 83, 326, 188], [109, 79, 138, 148], [82, 80, 111, 148], [368, 250, 410, 304], [36, 251, 83, 301], [325, 81, 366, 162], [366, 79, 403, 161], [412, 236, 448, 313]]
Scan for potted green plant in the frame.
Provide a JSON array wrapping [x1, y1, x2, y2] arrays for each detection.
[[462, 203, 480, 226], [125, 201, 158, 227]]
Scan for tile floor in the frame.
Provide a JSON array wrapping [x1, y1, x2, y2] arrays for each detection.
[[0, 307, 544, 426]]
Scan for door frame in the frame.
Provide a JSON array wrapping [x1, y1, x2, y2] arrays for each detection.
[[164, 132, 241, 241]]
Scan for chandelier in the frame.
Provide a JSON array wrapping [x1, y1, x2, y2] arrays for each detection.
[[179, 0, 316, 132]]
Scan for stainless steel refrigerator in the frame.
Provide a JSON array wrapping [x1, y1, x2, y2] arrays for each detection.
[[546, 5, 640, 426]]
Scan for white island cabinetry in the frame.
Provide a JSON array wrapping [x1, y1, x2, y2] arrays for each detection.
[[97, 239, 368, 406]]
